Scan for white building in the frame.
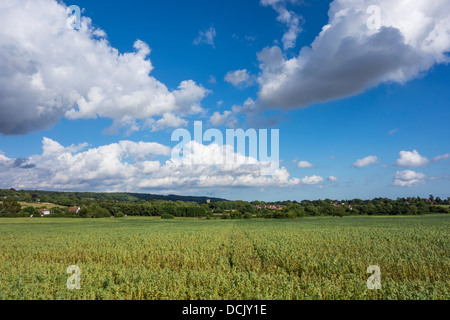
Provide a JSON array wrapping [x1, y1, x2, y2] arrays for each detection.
[[38, 209, 51, 216]]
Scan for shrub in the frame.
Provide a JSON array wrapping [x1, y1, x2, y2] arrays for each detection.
[[0, 198, 22, 217], [115, 211, 125, 218], [221, 214, 230, 220], [93, 207, 111, 218], [230, 212, 243, 219], [284, 212, 296, 219], [243, 212, 253, 219], [205, 212, 213, 218], [78, 207, 89, 218], [22, 206, 37, 215], [161, 214, 174, 219]]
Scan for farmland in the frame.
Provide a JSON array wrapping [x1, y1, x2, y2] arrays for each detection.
[[0, 215, 448, 300], [0, 201, 65, 209]]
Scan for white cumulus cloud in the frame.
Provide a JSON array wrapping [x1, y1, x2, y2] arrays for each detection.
[[0, 138, 302, 192], [392, 170, 426, 187], [433, 153, 450, 162], [0, 0, 209, 135], [261, 0, 303, 50], [353, 155, 379, 168], [297, 161, 314, 168], [256, 0, 450, 110], [224, 69, 252, 88], [193, 26, 216, 47], [328, 176, 339, 182], [395, 150, 429, 167], [150, 113, 188, 132], [209, 111, 237, 127], [301, 175, 324, 185]]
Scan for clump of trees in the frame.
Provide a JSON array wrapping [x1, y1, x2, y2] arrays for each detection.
[[0, 198, 23, 217], [249, 196, 449, 218], [0, 189, 225, 206]]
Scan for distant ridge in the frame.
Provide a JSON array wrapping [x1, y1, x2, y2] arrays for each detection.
[[1, 189, 227, 203], [127, 192, 227, 203]]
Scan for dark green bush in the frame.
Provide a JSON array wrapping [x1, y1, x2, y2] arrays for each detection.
[[115, 211, 125, 218], [243, 212, 253, 219], [230, 212, 243, 219], [93, 207, 111, 218]]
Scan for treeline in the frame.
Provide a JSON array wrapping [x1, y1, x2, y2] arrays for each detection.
[[248, 196, 450, 217], [79, 201, 209, 218], [0, 188, 448, 219], [0, 189, 225, 206], [0, 198, 209, 219]]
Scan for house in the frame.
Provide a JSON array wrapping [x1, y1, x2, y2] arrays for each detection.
[[38, 209, 51, 216], [255, 204, 284, 210], [69, 206, 81, 214], [206, 199, 211, 204]]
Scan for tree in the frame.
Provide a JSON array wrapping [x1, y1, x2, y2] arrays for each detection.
[[114, 211, 125, 218], [409, 205, 419, 215], [332, 206, 346, 218], [0, 198, 21, 217], [78, 207, 90, 218], [305, 205, 319, 216], [22, 193, 33, 203], [230, 211, 243, 219], [22, 206, 38, 217], [93, 207, 111, 218]]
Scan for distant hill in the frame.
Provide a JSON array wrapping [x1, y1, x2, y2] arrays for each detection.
[[0, 189, 227, 204], [127, 192, 227, 203]]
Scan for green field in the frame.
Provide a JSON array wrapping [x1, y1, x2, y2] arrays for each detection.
[[0, 215, 448, 300], [0, 201, 65, 209]]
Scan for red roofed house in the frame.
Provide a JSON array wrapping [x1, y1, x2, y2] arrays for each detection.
[[69, 206, 81, 214], [38, 209, 51, 217]]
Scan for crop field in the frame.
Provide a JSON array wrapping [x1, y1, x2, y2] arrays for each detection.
[[0, 215, 448, 300]]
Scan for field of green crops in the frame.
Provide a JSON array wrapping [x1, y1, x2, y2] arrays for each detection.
[[0, 215, 448, 300]]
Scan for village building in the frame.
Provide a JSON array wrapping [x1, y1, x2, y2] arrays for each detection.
[[37, 209, 51, 217], [69, 206, 81, 214], [255, 204, 284, 210]]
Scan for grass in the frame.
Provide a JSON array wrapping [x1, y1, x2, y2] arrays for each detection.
[[0, 215, 448, 300]]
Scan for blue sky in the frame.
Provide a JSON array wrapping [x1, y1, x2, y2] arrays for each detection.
[[0, 0, 449, 201]]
